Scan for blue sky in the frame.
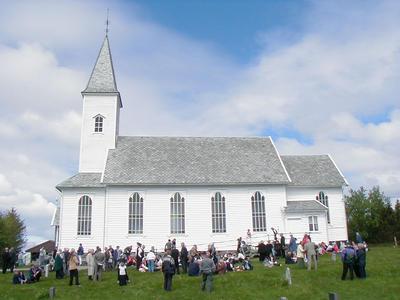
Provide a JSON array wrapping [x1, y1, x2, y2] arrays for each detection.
[[0, 0, 399, 248]]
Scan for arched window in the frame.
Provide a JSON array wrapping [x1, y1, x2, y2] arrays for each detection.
[[77, 195, 92, 235], [211, 192, 226, 233], [316, 191, 330, 224], [129, 192, 144, 234], [251, 191, 266, 232], [170, 192, 185, 234], [94, 115, 103, 132]]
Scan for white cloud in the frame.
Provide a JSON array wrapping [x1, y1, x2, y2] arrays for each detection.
[[1, 0, 400, 248]]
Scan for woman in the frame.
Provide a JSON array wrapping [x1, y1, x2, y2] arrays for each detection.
[[54, 251, 64, 279], [68, 249, 80, 286], [296, 241, 305, 268], [86, 249, 95, 280]]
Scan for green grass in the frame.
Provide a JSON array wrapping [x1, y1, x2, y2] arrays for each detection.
[[1, 245, 399, 300]]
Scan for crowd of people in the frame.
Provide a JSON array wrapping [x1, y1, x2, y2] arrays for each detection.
[[1, 230, 369, 292]]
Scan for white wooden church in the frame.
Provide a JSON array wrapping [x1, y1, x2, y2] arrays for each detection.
[[53, 34, 349, 251]]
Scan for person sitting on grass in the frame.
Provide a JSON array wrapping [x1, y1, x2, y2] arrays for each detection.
[[216, 259, 226, 275], [285, 251, 296, 264], [117, 261, 129, 286], [139, 258, 148, 272], [28, 265, 42, 283], [242, 256, 253, 270], [199, 251, 216, 293], [12, 270, 27, 284]]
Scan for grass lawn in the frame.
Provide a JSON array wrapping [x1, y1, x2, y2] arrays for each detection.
[[0, 245, 399, 300]]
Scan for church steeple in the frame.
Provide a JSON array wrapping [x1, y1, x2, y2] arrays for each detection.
[[78, 34, 122, 173], [82, 35, 122, 106]]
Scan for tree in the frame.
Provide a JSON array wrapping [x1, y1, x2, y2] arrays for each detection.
[[0, 208, 26, 252], [345, 186, 394, 243]]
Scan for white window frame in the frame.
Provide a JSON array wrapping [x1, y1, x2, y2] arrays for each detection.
[[77, 195, 92, 236], [211, 192, 226, 233], [128, 192, 144, 234], [93, 114, 105, 133], [308, 216, 319, 232], [251, 191, 267, 232], [170, 192, 185, 234], [317, 191, 330, 224]]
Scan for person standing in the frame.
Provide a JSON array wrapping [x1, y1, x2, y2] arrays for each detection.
[[146, 247, 156, 272], [38, 247, 46, 267], [86, 249, 95, 280], [68, 249, 80, 286], [77, 243, 84, 266], [304, 240, 317, 271], [8, 248, 17, 273], [341, 243, 356, 280], [117, 261, 129, 286], [135, 243, 144, 271], [280, 234, 286, 258], [63, 248, 70, 276], [296, 241, 306, 268], [2, 248, 10, 274], [258, 241, 267, 262], [164, 239, 172, 252], [355, 232, 363, 244], [356, 243, 367, 279], [200, 251, 216, 292], [162, 251, 175, 291], [288, 235, 297, 253], [54, 250, 64, 279], [94, 247, 105, 281], [171, 246, 180, 274], [180, 243, 189, 274]]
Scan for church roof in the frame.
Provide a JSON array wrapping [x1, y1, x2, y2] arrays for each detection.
[[285, 200, 328, 213], [281, 155, 347, 187], [56, 172, 104, 189], [82, 36, 122, 105], [102, 136, 291, 185]]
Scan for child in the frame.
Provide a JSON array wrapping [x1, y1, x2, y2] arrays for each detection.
[[117, 262, 129, 286]]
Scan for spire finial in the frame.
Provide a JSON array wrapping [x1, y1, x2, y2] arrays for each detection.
[[105, 8, 110, 36]]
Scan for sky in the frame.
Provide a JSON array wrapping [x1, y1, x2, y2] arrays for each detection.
[[0, 0, 399, 249]]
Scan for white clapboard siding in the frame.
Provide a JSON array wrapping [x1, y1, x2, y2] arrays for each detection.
[[286, 186, 348, 242]]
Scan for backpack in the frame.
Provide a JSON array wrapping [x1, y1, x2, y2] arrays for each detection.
[[162, 260, 175, 275], [344, 249, 355, 264]]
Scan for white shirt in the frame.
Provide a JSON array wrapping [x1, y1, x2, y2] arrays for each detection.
[[119, 265, 127, 276]]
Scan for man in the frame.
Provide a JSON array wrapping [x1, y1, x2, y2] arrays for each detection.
[[356, 243, 367, 279], [288, 234, 297, 253], [77, 243, 84, 266], [200, 251, 216, 292], [304, 240, 317, 271], [2, 247, 10, 274], [341, 242, 356, 280], [162, 250, 175, 291], [136, 243, 144, 271], [63, 248, 70, 276], [258, 241, 267, 262], [180, 243, 189, 274], [94, 247, 105, 281], [280, 234, 286, 258], [164, 239, 172, 252], [171, 246, 180, 274]]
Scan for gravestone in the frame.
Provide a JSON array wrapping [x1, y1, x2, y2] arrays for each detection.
[[328, 292, 339, 300], [285, 267, 292, 285], [49, 287, 56, 299]]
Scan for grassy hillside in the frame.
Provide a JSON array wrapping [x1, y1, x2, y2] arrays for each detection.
[[0, 245, 399, 300]]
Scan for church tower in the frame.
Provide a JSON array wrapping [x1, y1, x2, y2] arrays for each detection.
[[79, 35, 122, 172]]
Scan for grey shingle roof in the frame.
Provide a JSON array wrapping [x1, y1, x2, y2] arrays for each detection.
[[102, 136, 291, 185], [56, 173, 103, 189], [285, 200, 327, 213], [82, 35, 119, 95], [281, 155, 346, 187]]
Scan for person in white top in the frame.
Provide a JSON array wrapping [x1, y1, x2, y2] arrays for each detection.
[[117, 262, 129, 286], [146, 248, 156, 272], [296, 241, 305, 268]]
